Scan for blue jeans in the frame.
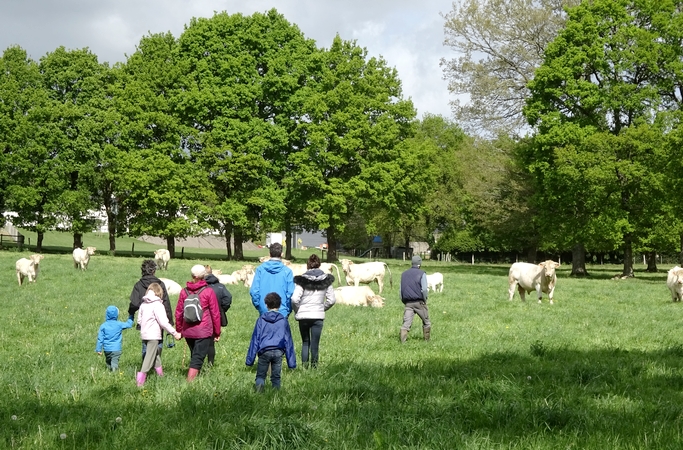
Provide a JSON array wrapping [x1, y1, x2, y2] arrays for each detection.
[[255, 349, 284, 389], [104, 350, 122, 371]]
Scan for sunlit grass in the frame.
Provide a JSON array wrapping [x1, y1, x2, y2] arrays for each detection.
[[2, 251, 683, 448]]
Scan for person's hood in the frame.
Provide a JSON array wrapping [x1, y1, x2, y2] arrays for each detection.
[[105, 305, 119, 321], [294, 270, 334, 290], [142, 290, 161, 304], [204, 274, 219, 284], [263, 310, 284, 323], [262, 259, 287, 274], [186, 280, 208, 291]]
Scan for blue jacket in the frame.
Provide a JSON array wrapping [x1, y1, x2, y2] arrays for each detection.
[[96, 306, 134, 352], [245, 311, 296, 369], [250, 259, 295, 316]]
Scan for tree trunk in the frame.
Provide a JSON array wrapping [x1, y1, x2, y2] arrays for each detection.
[[622, 235, 634, 278], [166, 236, 175, 259], [224, 225, 233, 260], [645, 251, 657, 272], [73, 233, 83, 250], [37, 231, 44, 253], [526, 247, 537, 263], [234, 227, 244, 260], [105, 203, 117, 254], [326, 225, 338, 262], [570, 243, 589, 277], [285, 220, 293, 260]]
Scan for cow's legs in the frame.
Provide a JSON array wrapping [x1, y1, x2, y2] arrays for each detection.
[[377, 277, 384, 295], [518, 285, 526, 301], [17, 272, 22, 286], [508, 280, 518, 300]]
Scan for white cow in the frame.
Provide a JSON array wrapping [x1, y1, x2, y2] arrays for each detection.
[[339, 259, 392, 294], [667, 266, 683, 302], [158, 277, 182, 296], [287, 263, 308, 276], [320, 263, 343, 286], [16, 254, 44, 286], [154, 249, 171, 270], [72, 247, 96, 271], [244, 272, 254, 288], [508, 260, 560, 304], [218, 273, 238, 285], [426, 272, 444, 293], [334, 286, 385, 307]]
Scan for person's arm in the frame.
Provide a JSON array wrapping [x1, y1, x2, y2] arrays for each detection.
[[420, 273, 428, 301], [96, 325, 104, 353], [121, 315, 134, 329], [161, 283, 173, 326], [175, 289, 186, 333], [128, 283, 143, 316], [155, 303, 177, 336], [284, 271, 295, 315], [207, 289, 221, 338], [323, 284, 336, 311], [291, 284, 303, 311], [249, 272, 265, 314], [220, 287, 232, 311], [245, 320, 260, 366]]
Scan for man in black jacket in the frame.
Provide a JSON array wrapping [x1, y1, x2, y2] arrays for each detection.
[[128, 259, 173, 363], [204, 265, 233, 365], [399, 255, 431, 343]]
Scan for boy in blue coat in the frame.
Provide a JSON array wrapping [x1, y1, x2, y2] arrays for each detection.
[[96, 305, 134, 371], [246, 292, 296, 391]]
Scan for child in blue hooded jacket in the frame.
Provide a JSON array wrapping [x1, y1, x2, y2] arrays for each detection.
[[96, 305, 134, 371], [246, 292, 296, 391]]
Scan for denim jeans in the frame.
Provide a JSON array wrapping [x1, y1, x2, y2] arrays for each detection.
[[255, 349, 284, 389], [298, 319, 324, 367], [104, 350, 122, 371]]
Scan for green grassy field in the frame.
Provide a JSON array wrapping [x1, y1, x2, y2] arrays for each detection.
[[2, 246, 683, 449]]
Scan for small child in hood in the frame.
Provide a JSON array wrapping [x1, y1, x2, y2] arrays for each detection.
[[136, 283, 181, 387], [96, 306, 134, 372], [246, 292, 296, 392]]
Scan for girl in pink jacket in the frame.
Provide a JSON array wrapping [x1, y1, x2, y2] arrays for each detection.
[[137, 283, 181, 386]]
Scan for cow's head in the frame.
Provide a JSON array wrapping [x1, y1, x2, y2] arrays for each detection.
[[367, 295, 385, 308], [539, 260, 560, 279], [340, 259, 353, 273], [86, 247, 96, 255], [30, 254, 44, 264]]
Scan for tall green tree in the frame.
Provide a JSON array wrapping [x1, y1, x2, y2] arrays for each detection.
[[290, 36, 416, 262], [525, 0, 678, 277]]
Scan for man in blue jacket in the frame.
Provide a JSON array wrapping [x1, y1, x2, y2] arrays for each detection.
[[399, 255, 431, 343], [250, 243, 295, 317]]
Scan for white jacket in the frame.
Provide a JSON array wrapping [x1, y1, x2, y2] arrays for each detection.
[[139, 291, 177, 340], [291, 269, 336, 320]]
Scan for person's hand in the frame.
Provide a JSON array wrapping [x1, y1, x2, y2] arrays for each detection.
[[97, 351, 102, 356], [214, 336, 220, 342], [174, 332, 182, 340]]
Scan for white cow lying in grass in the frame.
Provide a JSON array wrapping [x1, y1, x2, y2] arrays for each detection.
[[334, 286, 385, 308], [73, 247, 96, 271], [154, 249, 171, 270], [158, 278, 182, 296], [508, 260, 560, 304], [667, 266, 683, 302], [16, 254, 44, 286], [339, 259, 392, 294], [426, 272, 444, 293]]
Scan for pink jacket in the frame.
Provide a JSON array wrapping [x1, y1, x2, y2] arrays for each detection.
[[175, 280, 221, 339], [139, 291, 177, 340]]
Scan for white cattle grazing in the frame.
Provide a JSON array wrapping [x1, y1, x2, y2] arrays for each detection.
[[158, 278, 182, 296], [218, 273, 238, 285], [244, 272, 254, 288], [426, 272, 444, 293], [72, 247, 96, 271], [508, 260, 560, 304], [339, 259, 392, 294], [667, 266, 683, 302], [154, 249, 171, 270], [16, 254, 44, 286], [334, 286, 385, 308], [287, 263, 308, 276]]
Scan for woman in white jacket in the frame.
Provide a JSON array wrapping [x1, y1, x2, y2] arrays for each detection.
[[137, 283, 181, 386], [291, 254, 336, 368]]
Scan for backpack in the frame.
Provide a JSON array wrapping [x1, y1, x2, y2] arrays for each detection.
[[183, 287, 206, 324]]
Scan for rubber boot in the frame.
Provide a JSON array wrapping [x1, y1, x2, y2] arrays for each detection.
[[136, 372, 146, 387], [423, 327, 431, 341], [400, 329, 408, 343], [155, 366, 164, 377], [187, 368, 199, 382]]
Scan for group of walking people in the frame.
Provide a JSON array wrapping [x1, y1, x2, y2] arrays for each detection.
[[96, 243, 432, 391]]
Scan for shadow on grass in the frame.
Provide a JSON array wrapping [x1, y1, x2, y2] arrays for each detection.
[[5, 344, 683, 448]]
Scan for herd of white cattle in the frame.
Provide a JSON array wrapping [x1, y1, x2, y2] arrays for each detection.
[[20, 248, 683, 306]]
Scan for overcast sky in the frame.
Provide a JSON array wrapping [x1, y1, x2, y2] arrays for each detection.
[[0, 0, 455, 118]]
